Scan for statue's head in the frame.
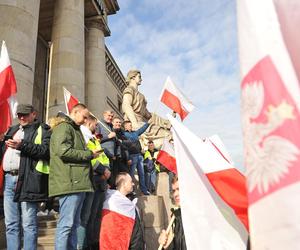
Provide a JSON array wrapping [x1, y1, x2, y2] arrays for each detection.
[[126, 69, 142, 85]]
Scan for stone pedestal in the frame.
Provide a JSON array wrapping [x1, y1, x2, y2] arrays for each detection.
[[0, 1, 40, 104], [85, 22, 106, 118], [156, 172, 173, 220], [48, 0, 85, 116], [138, 195, 168, 250]]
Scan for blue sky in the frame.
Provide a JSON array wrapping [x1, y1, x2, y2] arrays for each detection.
[[106, 0, 244, 171]]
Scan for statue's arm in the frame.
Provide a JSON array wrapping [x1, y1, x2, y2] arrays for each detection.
[[122, 93, 138, 126]]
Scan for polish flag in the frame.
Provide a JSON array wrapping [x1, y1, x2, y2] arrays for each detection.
[[160, 76, 194, 120], [238, 0, 300, 249], [63, 87, 78, 115], [0, 41, 17, 133], [100, 189, 136, 250], [156, 138, 177, 174], [158, 123, 249, 229], [168, 115, 248, 249], [205, 135, 248, 230]]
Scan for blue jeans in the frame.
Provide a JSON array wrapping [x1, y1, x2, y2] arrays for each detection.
[[129, 154, 148, 194], [4, 173, 38, 250], [77, 192, 94, 249], [55, 193, 85, 250], [145, 169, 157, 193], [87, 190, 106, 246]]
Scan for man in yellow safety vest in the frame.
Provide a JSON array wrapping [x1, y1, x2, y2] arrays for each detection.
[[77, 114, 111, 250]]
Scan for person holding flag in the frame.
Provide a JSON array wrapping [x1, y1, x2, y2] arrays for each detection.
[[49, 103, 100, 249], [158, 175, 186, 250]]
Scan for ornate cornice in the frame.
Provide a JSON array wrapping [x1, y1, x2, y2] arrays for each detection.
[[105, 46, 127, 93], [102, 0, 120, 15], [85, 15, 111, 36]]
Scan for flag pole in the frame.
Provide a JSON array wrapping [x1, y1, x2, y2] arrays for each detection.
[[158, 214, 175, 250], [45, 42, 53, 122], [63, 87, 70, 116]]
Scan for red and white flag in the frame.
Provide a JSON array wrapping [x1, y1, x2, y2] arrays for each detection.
[[238, 0, 300, 249], [0, 41, 17, 133], [160, 76, 194, 120], [168, 115, 248, 249], [100, 189, 136, 250], [63, 87, 79, 115], [205, 135, 248, 230], [156, 138, 177, 174]]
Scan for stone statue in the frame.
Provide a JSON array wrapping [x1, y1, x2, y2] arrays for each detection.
[[122, 69, 172, 148]]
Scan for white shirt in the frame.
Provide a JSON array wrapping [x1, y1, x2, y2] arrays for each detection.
[[2, 127, 24, 171], [80, 125, 94, 144]]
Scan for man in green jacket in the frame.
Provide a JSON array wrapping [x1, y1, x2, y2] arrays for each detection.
[[49, 103, 100, 250]]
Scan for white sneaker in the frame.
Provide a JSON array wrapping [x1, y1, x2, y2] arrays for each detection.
[[37, 209, 48, 216], [48, 209, 58, 216]]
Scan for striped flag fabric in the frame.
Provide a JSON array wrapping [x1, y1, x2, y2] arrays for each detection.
[[168, 114, 248, 249], [238, 0, 300, 249], [100, 189, 136, 250], [63, 87, 79, 115], [160, 76, 194, 120], [205, 135, 248, 230], [156, 138, 177, 174], [158, 125, 249, 229], [0, 41, 17, 133]]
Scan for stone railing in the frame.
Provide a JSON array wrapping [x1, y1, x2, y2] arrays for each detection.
[[105, 46, 127, 93]]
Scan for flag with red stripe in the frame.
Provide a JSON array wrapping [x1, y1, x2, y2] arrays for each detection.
[[168, 114, 248, 249], [156, 138, 177, 174], [100, 189, 136, 250], [63, 87, 79, 115], [0, 41, 17, 134], [160, 77, 194, 120], [205, 135, 248, 230]]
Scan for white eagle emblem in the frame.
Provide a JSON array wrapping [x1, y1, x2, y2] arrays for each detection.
[[242, 81, 299, 194]]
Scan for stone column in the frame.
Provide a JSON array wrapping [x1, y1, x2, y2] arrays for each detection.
[[48, 0, 85, 116], [0, 1, 40, 104], [85, 21, 106, 118]]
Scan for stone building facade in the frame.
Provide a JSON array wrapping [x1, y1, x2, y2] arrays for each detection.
[[0, 0, 126, 121]]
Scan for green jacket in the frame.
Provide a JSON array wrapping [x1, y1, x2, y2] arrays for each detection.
[[49, 116, 93, 197]]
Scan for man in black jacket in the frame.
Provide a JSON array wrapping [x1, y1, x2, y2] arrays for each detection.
[[112, 117, 131, 173], [0, 104, 51, 250], [158, 175, 186, 250], [96, 110, 117, 187]]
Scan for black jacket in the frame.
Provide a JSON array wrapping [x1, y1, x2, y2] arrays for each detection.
[[129, 209, 145, 250], [114, 129, 130, 162], [168, 208, 186, 250], [0, 121, 51, 202]]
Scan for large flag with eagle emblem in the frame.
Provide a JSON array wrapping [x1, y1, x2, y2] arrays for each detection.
[[238, 0, 300, 249]]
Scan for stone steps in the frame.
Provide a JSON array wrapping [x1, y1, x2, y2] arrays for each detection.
[[37, 214, 57, 248]]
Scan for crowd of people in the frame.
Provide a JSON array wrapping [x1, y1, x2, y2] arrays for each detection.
[[0, 103, 178, 250]]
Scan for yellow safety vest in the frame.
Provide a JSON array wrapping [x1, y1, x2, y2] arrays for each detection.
[[144, 150, 160, 172], [86, 138, 110, 167], [34, 126, 50, 174]]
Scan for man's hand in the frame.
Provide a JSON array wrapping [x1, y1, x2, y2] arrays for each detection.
[[108, 132, 116, 139], [92, 149, 101, 158], [158, 229, 173, 249], [127, 159, 132, 166], [0, 133, 4, 141], [5, 139, 22, 149], [103, 168, 111, 180]]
